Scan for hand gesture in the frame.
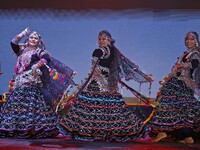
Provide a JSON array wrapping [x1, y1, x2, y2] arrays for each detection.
[[24, 27, 30, 35], [21, 27, 30, 36]]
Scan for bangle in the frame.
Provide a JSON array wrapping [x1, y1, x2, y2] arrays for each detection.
[[21, 30, 28, 36]]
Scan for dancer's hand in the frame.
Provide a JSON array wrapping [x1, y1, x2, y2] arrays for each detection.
[[21, 27, 30, 36]]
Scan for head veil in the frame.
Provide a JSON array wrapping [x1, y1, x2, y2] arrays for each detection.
[[98, 30, 152, 85], [186, 31, 200, 96]]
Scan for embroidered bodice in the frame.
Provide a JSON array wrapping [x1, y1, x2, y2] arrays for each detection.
[[15, 47, 40, 74], [164, 49, 200, 95], [84, 46, 118, 93]]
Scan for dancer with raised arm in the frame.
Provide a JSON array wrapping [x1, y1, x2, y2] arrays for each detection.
[[0, 28, 75, 138]]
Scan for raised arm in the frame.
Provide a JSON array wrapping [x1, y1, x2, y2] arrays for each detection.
[[10, 27, 30, 55]]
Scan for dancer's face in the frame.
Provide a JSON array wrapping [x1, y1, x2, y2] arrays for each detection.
[[185, 34, 196, 49], [98, 34, 110, 48], [28, 33, 40, 48]]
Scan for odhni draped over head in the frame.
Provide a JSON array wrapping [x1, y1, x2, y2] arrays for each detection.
[[98, 30, 115, 45], [27, 31, 46, 49], [99, 30, 152, 85], [185, 31, 200, 48]]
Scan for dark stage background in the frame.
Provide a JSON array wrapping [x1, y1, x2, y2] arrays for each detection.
[[1, 0, 200, 10]]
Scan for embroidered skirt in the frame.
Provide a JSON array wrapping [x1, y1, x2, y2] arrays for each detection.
[[0, 85, 59, 138], [58, 91, 151, 142], [150, 77, 200, 133]]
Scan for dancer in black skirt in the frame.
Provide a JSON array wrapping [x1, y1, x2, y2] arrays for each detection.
[[0, 27, 75, 138], [150, 31, 200, 144], [58, 30, 153, 142]]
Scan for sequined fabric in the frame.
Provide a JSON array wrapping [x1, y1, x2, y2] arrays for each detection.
[[150, 77, 200, 133], [58, 91, 147, 142], [109, 46, 153, 84], [0, 85, 59, 138], [58, 46, 151, 142], [40, 57, 75, 109]]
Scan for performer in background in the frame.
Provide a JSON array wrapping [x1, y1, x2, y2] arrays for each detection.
[[0, 28, 75, 138], [58, 30, 153, 142], [150, 31, 200, 144]]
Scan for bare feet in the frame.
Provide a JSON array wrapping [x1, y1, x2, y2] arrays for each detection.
[[152, 132, 167, 142], [179, 137, 194, 144]]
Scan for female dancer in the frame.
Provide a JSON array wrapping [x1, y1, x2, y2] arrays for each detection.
[[0, 28, 75, 138], [150, 31, 200, 144], [58, 30, 153, 142]]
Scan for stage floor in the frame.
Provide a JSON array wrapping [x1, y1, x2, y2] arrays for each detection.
[[0, 135, 200, 150]]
